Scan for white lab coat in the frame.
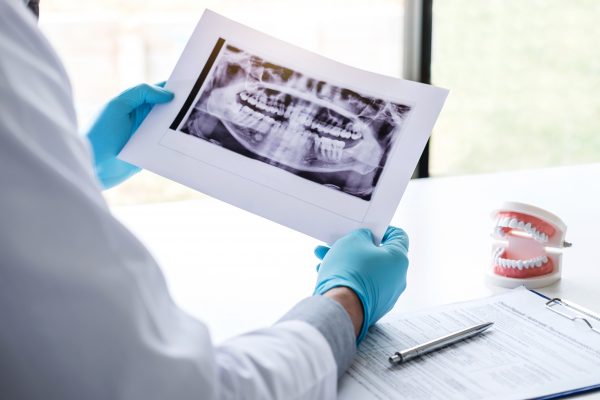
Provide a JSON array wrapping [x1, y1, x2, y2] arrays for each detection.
[[0, 0, 340, 398]]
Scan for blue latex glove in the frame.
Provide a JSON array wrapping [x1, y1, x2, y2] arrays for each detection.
[[86, 83, 174, 189], [313, 226, 409, 344]]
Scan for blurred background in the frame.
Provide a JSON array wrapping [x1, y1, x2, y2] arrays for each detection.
[[39, 0, 600, 205]]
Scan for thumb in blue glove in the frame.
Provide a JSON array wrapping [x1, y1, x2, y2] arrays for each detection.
[[86, 83, 174, 189], [313, 226, 409, 344]]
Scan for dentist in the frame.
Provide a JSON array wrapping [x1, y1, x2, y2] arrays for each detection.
[[0, 1, 410, 399]]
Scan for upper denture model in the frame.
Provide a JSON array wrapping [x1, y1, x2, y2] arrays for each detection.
[[488, 202, 570, 289]]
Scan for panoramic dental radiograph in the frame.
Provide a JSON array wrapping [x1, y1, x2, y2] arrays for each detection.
[[180, 44, 412, 200], [489, 202, 571, 289]]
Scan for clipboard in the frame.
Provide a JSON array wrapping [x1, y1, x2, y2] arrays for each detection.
[[529, 290, 600, 400], [531, 290, 600, 335], [339, 289, 600, 400]]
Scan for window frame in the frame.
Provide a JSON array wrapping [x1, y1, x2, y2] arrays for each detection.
[[404, 0, 433, 178]]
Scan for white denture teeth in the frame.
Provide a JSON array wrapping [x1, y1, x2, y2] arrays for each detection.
[[495, 254, 550, 269], [532, 231, 548, 243], [496, 216, 551, 243], [240, 92, 249, 101], [248, 97, 257, 105], [350, 131, 362, 140], [331, 127, 341, 137]]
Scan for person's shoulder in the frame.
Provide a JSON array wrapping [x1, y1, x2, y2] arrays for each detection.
[[0, 0, 37, 34]]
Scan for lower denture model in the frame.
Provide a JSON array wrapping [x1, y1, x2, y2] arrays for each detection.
[[488, 202, 571, 289]]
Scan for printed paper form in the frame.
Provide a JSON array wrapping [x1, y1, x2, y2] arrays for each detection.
[[338, 289, 600, 400]]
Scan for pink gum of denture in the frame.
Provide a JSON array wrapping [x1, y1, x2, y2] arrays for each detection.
[[488, 202, 569, 289]]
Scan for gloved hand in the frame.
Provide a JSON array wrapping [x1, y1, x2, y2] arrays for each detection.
[[86, 83, 174, 189], [313, 226, 409, 344]]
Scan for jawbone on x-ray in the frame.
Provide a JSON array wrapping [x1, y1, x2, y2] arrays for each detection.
[[181, 44, 412, 200]]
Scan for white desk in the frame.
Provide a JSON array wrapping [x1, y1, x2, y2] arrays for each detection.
[[114, 163, 600, 398]]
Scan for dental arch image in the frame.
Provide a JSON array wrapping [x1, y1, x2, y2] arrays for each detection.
[[180, 43, 412, 201]]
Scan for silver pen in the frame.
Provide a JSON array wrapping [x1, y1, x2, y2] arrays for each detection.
[[388, 321, 494, 365]]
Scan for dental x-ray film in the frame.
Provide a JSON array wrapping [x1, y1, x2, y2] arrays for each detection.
[[120, 10, 448, 244], [179, 43, 411, 201]]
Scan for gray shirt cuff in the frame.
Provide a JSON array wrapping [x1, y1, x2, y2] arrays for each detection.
[[277, 296, 356, 378]]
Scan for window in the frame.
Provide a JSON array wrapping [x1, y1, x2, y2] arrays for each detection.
[[430, 0, 600, 176], [40, 0, 407, 204]]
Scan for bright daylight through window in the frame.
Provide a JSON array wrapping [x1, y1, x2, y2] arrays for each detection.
[[430, 0, 600, 176], [40, 0, 406, 205]]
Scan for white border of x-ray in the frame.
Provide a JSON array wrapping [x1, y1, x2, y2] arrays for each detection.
[[120, 10, 448, 244]]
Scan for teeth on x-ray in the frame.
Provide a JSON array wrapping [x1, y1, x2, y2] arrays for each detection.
[[181, 43, 412, 201]]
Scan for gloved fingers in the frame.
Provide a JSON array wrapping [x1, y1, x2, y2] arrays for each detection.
[[343, 228, 374, 244], [116, 83, 174, 112], [96, 159, 141, 189], [381, 226, 409, 254], [132, 103, 153, 129], [156, 81, 167, 88], [314, 245, 330, 260], [133, 83, 174, 105], [315, 262, 321, 272]]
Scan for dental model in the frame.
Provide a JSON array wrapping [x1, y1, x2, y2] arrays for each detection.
[[488, 202, 571, 289]]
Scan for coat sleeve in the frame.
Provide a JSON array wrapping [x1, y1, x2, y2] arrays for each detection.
[[215, 296, 357, 399], [0, 1, 354, 399]]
